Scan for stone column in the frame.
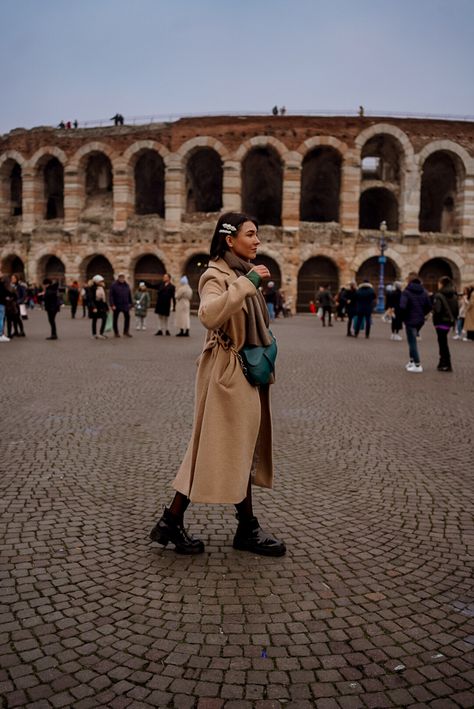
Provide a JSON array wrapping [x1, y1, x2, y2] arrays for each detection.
[[461, 174, 474, 239], [164, 154, 183, 229], [113, 164, 129, 232], [401, 158, 420, 234], [222, 160, 241, 211], [282, 152, 301, 229], [340, 150, 360, 231], [21, 168, 36, 234], [64, 169, 81, 233]]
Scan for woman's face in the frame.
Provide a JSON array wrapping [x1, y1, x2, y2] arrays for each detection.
[[230, 221, 260, 261]]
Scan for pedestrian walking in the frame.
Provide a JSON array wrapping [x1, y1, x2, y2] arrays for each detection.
[[175, 276, 192, 336], [353, 281, 376, 338], [68, 281, 80, 319], [345, 282, 357, 336], [264, 281, 277, 321], [453, 287, 469, 340], [432, 276, 459, 372], [42, 279, 60, 340], [109, 273, 133, 338], [387, 281, 403, 340], [133, 282, 151, 330], [0, 275, 10, 342], [154, 274, 175, 336], [399, 272, 432, 372], [80, 282, 89, 317], [9, 274, 26, 336], [89, 275, 109, 339], [336, 286, 347, 321], [149, 212, 285, 557], [317, 285, 334, 326], [463, 286, 474, 341]]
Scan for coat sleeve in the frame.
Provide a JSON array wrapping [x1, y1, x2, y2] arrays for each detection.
[[199, 272, 257, 331]]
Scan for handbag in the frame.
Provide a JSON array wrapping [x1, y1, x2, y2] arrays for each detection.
[[239, 332, 278, 386], [105, 311, 113, 332]]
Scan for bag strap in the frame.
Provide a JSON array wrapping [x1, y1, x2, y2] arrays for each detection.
[[437, 292, 455, 323]]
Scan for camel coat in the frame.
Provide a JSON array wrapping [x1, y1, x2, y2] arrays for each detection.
[[464, 293, 474, 332], [172, 258, 274, 503], [175, 283, 193, 330]]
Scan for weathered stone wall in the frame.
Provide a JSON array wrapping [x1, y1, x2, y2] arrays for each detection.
[[1, 115, 473, 309]]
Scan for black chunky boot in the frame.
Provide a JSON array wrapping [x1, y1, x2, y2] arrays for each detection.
[[150, 508, 204, 554], [233, 515, 286, 557]]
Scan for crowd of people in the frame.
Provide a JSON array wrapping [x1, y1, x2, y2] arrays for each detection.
[[312, 277, 474, 372]]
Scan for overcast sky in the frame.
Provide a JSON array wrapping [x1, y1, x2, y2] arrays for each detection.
[[1, 0, 473, 133]]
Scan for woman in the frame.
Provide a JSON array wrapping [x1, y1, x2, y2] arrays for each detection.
[[463, 286, 474, 341], [9, 274, 26, 336], [454, 287, 469, 340], [90, 275, 109, 339], [150, 212, 286, 557], [175, 275, 193, 336], [432, 276, 458, 371], [42, 278, 60, 340], [133, 281, 151, 330]]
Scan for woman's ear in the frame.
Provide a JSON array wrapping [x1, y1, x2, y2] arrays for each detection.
[[226, 238, 233, 248]]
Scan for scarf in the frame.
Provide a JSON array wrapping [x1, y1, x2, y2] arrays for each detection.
[[223, 251, 273, 347]]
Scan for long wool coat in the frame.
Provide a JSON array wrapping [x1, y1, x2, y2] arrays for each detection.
[[173, 258, 274, 504], [464, 294, 474, 332], [175, 283, 193, 330]]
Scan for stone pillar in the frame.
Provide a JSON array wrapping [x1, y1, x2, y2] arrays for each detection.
[[461, 175, 474, 239], [113, 165, 129, 231], [222, 160, 241, 211], [340, 150, 360, 231], [282, 153, 301, 229], [64, 169, 81, 232], [21, 168, 36, 234], [164, 155, 183, 229], [401, 159, 420, 234]]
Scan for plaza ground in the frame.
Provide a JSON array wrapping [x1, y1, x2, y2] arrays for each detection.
[[0, 310, 473, 709]]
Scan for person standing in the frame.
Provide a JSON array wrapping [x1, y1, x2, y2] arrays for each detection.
[[149, 212, 285, 557], [353, 281, 376, 338], [463, 286, 474, 341], [264, 281, 277, 321], [9, 274, 25, 336], [317, 285, 333, 326], [399, 272, 432, 372], [80, 282, 90, 317], [133, 282, 151, 330], [109, 273, 133, 338], [432, 276, 459, 372], [90, 275, 109, 339], [453, 287, 469, 340], [345, 282, 357, 336], [175, 276, 193, 336], [386, 281, 403, 340], [42, 279, 60, 340], [0, 275, 10, 342], [154, 274, 176, 336], [68, 281, 80, 319]]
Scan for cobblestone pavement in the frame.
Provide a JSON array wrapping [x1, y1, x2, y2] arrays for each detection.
[[1, 310, 473, 709]]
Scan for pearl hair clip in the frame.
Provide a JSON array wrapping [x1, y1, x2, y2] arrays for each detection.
[[219, 223, 237, 235]]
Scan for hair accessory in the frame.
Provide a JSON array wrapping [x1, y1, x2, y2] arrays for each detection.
[[219, 223, 237, 235]]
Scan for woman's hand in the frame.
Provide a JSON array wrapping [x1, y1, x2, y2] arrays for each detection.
[[250, 265, 271, 280]]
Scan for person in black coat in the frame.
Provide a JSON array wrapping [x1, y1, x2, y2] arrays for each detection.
[[317, 286, 334, 326], [109, 273, 133, 337], [68, 281, 80, 319], [154, 274, 176, 335], [432, 276, 459, 372], [386, 281, 403, 340], [354, 281, 376, 338], [345, 282, 358, 336], [42, 279, 60, 340]]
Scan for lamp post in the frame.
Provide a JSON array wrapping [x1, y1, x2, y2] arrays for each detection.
[[376, 220, 387, 313]]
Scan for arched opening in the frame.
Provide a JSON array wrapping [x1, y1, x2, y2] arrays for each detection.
[[84, 255, 114, 286], [134, 150, 165, 216], [356, 256, 398, 286], [39, 255, 66, 285], [134, 254, 166, 306], [419, 152, 462, 233], [1, 255, 25, 279], [185, 253, 209, 310], [419, 258, 459, 294], [85, 153, 113, 209], [0, 160, 22, 217], [242, 147, 283, 226], [42, 158, 64, 220], [297, 257, 339, 312], [361, 134, 401, 183], [300, 147, 341, 222], [251, 254, 282, 290], [359, 188, 399, 230], [185, 148, 223, 213]]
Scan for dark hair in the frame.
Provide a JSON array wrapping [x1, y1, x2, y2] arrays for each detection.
[[438, 276, 453, 288], [43, 278, 52, 286], [209, 212, 258, 260]]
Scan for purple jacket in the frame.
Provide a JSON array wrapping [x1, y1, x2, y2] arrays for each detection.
[[400, 280, 432, 327], [109, 281, 133, 311]]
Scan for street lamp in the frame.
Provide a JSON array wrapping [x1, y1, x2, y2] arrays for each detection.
[[376, 220, 387, 313]]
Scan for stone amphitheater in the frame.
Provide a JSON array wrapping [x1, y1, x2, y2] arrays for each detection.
[[0, 114, 473, 310]]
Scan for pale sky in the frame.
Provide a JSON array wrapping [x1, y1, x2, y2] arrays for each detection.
[[1, 0, 473, 134]]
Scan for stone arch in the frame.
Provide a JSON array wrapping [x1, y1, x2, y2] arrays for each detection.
[[241, 145, 283, 226], [419, 149, 466, 233], [122, 140, 170, 165], [300, 146, 342, 222], [68, 142, 118, 171], [0, 157, 23, 217], [359, 187, 399, 230], [27, 146, 67, 170], [177, 136, 229, 161], [1, 253, 25, 279], [42, 157, 65, 220], [355, 256, 400, 286], [0, 150, 27, 170], [296, 135, 349, 160], [133, 253, 166, 306], [418, 257, 461, 293], [38, 254, 66, 285], [351, 247, 403, 279], [80, 254, 115, 286], [297, 256, 340, 312], [234, 135, 289, 162], [417, 140, 473, 176], [184, 148, 223, 213], [184, 252, 210, 310], [133, 150, 165, 216], [355, 123, 415, 163]]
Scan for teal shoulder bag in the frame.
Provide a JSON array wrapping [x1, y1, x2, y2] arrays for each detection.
[[238, 330, 277, 386]]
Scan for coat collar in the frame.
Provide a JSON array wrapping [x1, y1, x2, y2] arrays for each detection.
[[207, 258, 234, 277]]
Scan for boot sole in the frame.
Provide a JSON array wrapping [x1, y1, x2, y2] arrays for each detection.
[[149, 529, 205, 555], [233, 541, 286, 557]]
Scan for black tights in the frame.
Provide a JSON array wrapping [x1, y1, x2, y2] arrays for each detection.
[[168, 477, 253, 522]]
